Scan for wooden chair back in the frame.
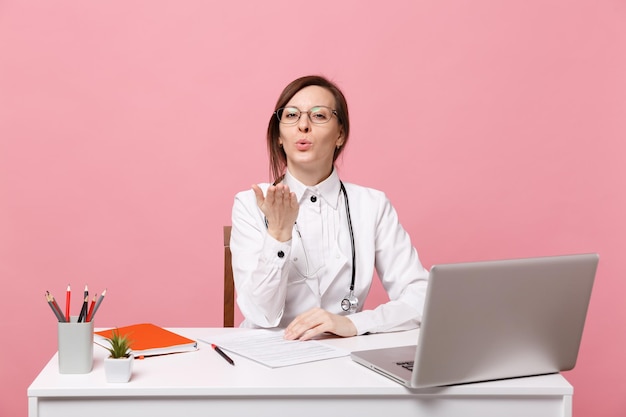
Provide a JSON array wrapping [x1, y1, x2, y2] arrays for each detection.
[[223, 225, 235, 327]]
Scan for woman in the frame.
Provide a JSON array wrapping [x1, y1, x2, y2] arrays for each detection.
[[230, 75, 428, 341]]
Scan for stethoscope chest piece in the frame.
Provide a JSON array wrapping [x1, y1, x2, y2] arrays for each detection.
[[341, 290, 358, 313]]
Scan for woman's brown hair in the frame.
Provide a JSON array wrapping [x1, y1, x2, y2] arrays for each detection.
[[266, 75, 350, 183]]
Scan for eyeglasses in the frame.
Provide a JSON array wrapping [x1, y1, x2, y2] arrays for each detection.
[[274, 106, 337, 125]]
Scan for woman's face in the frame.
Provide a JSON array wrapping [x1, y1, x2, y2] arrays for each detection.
[[278, 85, 345, 183]]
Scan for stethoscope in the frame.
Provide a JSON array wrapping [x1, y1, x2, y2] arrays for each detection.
[[265, 181, 358, 313]]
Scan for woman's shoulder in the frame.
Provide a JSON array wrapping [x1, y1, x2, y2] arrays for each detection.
[[342, 181, 388, 201]]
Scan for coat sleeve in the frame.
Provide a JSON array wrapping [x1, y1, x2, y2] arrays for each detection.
[[230, 188, 293, 328]]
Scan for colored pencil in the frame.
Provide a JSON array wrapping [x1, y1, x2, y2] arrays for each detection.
[[65, 284, 71, 322], [46, 292, 65, 322], [86, 294, 97, 322], [90, 289, 107, 321], [77, 285, 88, 322]]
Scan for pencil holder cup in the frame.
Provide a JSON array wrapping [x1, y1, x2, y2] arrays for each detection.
[[57, 316, 94, 374]]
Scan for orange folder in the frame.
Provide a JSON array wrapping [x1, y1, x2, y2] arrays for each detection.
[[95, 323, 198, 357]]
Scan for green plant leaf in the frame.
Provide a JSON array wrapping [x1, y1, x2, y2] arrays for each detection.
[[105, 328, 133, 358]]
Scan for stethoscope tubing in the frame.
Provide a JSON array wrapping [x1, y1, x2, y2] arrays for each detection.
[[263, 180, 357, 311]]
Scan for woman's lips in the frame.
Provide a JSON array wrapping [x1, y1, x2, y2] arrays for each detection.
[[296, 140, 312, 151]]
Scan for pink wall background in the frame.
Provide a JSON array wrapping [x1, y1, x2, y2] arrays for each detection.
[[1, 1, 625, 415]]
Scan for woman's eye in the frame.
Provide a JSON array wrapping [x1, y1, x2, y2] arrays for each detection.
[[283, 108, 300, 119]]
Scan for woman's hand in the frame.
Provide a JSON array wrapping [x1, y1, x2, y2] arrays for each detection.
[[252, 183, 299, 242], [284, 307, 358, 341]]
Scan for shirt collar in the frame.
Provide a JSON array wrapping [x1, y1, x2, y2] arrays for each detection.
[[283, 169, 342, 209]]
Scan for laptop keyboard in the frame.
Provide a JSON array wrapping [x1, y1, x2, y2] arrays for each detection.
[[396, 361, 414, 372]]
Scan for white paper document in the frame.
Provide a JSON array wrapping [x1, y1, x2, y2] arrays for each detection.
[[199, 329, 349, 368]]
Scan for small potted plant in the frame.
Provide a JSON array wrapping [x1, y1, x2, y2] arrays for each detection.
[[103, 329, 134, 383]]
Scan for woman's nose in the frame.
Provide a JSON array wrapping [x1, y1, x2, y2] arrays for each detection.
[[297, 113, 311, 132]]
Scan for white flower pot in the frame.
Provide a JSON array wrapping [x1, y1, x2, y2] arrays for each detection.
[[104, 355, 134, 383]]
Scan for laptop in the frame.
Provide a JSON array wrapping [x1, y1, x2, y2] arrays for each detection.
[[351, 253, 598, 388]]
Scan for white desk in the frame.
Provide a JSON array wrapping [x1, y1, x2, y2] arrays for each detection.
[[28, 328, 573, 417]]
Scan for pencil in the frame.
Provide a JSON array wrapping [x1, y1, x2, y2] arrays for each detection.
[[46, 292, 65, 322], [65, 284, 71, 322], [77, 285, 88, 322], [90, 289, 107, 321], [86, 294, 97, 322], [51, 295, 65, 322]]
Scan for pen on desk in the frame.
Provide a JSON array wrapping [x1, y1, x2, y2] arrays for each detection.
[[211, 344, 235, 366], [45, 292, 65, 322], [65, 284, 71, 322], [86, 294, 96, 322], [77, 285, 88, 322], [90, 289, 106, 321]]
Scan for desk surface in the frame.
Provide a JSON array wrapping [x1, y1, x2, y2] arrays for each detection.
[[28, 328, 573, 417]]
